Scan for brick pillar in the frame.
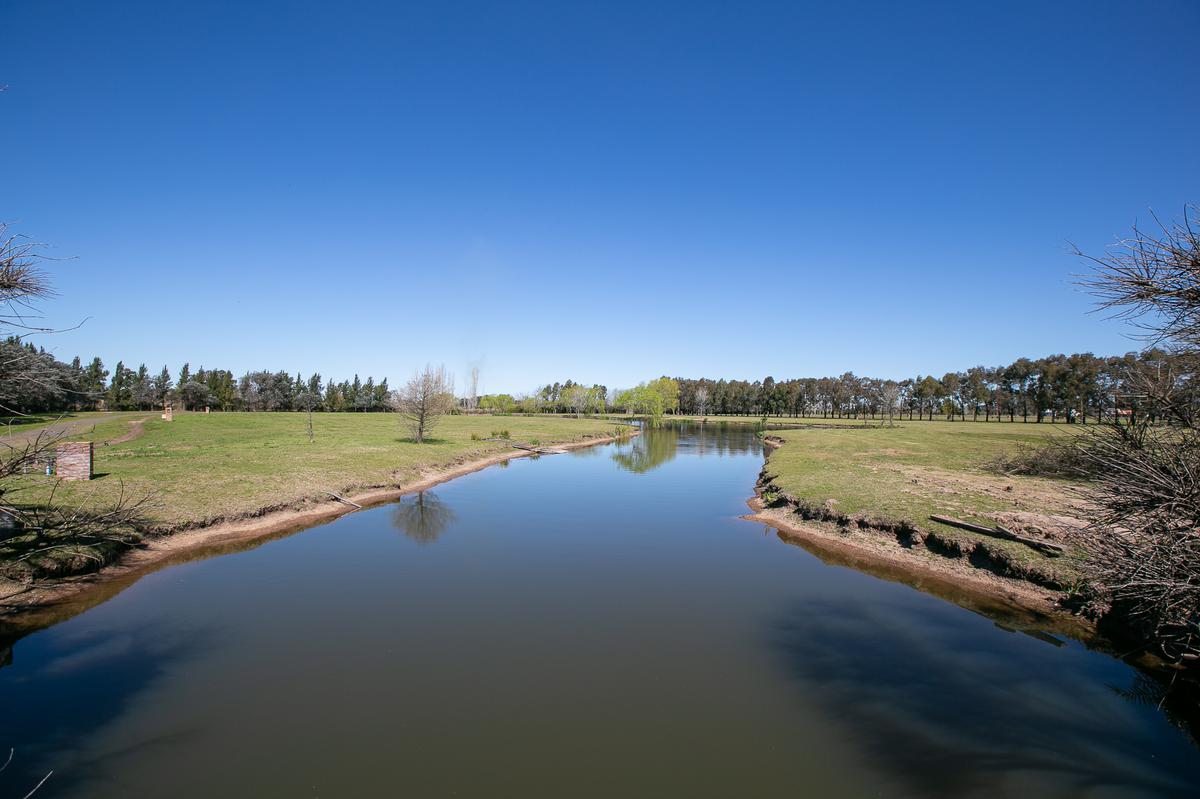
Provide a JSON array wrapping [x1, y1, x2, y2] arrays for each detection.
[[56, 442, 93, 481]]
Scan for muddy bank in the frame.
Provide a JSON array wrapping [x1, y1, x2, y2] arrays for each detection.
[[0, 432, 631, 629], [748, 471, 1091, 634], [750, 498, 1080, 624]]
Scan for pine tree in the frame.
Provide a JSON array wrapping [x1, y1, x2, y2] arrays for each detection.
[[156, 365, 173, 406]]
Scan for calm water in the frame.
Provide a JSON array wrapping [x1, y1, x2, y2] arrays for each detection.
[[2, 424, 1198, 797]]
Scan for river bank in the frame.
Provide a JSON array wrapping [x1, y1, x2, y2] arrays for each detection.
[[748, 498, 1084, 626], [749, 426, 1096, 632], [0, 431, 632, 627]]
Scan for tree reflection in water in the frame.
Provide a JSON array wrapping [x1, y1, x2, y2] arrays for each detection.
[[611, 422, 763, 473], [611, 425, 679, 473], [390, 491, 456, 545]]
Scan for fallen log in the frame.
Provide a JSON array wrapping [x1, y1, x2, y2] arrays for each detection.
[[484, 438, 566, 454], [929, 514, 1065, 556], [325, 492, 363, 509]]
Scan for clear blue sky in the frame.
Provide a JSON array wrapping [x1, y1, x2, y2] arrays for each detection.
[[3, 0, 1197, 395]]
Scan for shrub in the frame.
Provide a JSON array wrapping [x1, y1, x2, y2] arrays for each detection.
[[986, 441, 1093, 479]]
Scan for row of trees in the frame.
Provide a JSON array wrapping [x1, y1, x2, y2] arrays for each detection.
[[669, 350, 1179, 423], [477, 380, 610, 415], [473, 352, 1175, 425], [0, 347, 397, 416], [477, 377, 682, 418], [4, 340, 1180, 427]]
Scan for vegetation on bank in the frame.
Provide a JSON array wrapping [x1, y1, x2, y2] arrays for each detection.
[[1, 413, 624, 589], [757, 420, 1088, 588], [10, 413, 624, 525]]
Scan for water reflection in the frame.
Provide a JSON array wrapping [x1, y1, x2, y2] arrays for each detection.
[[390, 491, 456, 545], [664, 420, 766, 457], [608, 420, 765, 473], [611, 426, 679, 473], [0, 622, 209, 796], [769, 598, 1199, 797]]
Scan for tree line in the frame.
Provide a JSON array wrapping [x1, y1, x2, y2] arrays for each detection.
[[668, 350, 1180, 423], [0, 344, 394, 415], [475, 351, 1181, 424], [477, 380, 610, 415]]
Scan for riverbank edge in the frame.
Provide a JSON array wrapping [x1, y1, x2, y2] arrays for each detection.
[[747, 435, 1094, 634], [0, 431, 635, 620]]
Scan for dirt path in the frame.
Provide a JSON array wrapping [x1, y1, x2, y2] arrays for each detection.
[[101, 418, 148, 446]]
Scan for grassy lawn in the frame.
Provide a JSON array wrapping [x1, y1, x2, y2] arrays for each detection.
[[0, 411, 134, 434], [759, 419, 1088, 580], [8, 412, 625, 528]]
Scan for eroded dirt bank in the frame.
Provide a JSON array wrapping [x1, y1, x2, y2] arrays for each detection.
[[748, 448, 1095, 637]]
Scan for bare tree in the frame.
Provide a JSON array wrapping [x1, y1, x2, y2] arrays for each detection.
[[468, 366, 479, 411], [1075, 206, 1200, 665], [296, 388, 317, 443], [0, 224, 52, 339], [0, 225, 69, 416], [0, 225, 152, 596], [1078, 207, 1200, 351], [880, 380, 902, 427], [695, 386, 710, 417], [392, 364, 455, 443]]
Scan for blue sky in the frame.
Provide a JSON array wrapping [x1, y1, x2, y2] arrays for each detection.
[[3, 0, 1197, 395]]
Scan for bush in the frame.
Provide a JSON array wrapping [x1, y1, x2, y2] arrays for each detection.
[[986, 441, 1093, 479]]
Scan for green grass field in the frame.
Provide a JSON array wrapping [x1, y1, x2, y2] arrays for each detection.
[[758, 419, 1087, 579], [8, 412, 624, 527], [761, 419, 1079, 521]]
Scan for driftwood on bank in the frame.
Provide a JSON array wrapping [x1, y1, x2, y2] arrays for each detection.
[[483, 438, 567, 455], [324, 492, 363, 509], [929, 514, 1065, 556]]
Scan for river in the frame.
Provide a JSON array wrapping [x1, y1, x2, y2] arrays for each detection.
[[1, 423, 1198, 797]]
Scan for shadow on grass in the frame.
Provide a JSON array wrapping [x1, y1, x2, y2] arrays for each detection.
[[1, 413, 79, 430], [395, 437, 450, 445]]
